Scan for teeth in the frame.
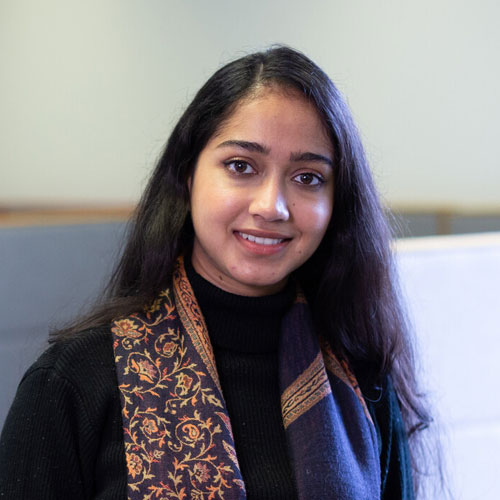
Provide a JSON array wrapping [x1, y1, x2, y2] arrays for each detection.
[[238, 232, 284, 245]]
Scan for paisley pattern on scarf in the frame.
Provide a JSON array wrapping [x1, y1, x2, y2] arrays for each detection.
[[112, 259, 245, 500], [112, 256, 380, 499]]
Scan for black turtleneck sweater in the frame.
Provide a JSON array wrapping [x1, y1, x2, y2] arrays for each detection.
[[184, 258, 298, 499], [0, 264, 412, 499]]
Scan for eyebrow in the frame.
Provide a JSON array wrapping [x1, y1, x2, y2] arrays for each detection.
[[216, 140, 270, 154], [290, 151, 333, 167], [216, 140, 333, 167]]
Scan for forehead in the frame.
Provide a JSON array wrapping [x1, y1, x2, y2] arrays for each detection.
[[209, 88, 333, 155]]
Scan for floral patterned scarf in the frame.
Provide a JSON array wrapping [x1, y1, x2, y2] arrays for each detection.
[[111, 256, 380, 499]]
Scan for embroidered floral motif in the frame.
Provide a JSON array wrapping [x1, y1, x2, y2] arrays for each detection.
[[127, 452, 143, 479], [112, 318, 141, 338], [175, 373, 194, 395], [113, 256, 377, 499], [161, 341, 177, 357], [113, 264, 245, 499], [193, 462, 211, 483]]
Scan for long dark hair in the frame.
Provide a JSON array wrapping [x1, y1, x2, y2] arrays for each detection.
[[53, 45, 432, 493]]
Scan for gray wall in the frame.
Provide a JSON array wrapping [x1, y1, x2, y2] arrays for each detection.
[[0, 222, 127, 426]]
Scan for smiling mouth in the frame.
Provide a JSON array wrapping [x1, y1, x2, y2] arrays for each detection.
[[236, 231, 289, 246]]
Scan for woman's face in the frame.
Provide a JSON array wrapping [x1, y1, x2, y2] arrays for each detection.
[[189, 88, 334, 296]]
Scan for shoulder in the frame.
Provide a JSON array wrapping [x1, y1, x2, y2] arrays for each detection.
[[20, 326, 119, 429], [0, 327, 126, 498], [26, 326, 115, 380]]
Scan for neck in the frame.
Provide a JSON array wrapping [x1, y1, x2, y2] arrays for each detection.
[[185, 255, 295, 353]]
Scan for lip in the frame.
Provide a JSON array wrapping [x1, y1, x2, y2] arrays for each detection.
[[234, 229, 292, 239], [233, 230, 292, 256]]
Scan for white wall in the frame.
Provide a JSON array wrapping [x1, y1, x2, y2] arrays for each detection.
[[1, 0, 499, 208], [396, 233, 500, 499]]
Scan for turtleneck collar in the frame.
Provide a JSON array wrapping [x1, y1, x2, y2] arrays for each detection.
[[184, 255, 295, 354]]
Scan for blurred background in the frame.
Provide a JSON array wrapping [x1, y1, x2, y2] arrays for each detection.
[[1, 1, 499, 498], [1, 0, 500, 234]]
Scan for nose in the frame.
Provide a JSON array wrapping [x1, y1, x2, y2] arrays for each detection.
[[248, 176, 290, 222]]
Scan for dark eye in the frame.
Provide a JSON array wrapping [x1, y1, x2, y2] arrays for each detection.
[[293, 173, 323, 186], [225, 160, 255, 175]]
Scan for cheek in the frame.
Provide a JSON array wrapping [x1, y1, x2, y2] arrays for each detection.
[[298, 198, 333, 238], [191, 185, 245, 229]]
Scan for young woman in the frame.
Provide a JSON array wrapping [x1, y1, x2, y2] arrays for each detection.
[[0, 46, 431, 499]]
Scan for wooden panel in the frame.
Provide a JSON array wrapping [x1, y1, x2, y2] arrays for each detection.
[[0, 205, 135, 227]]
